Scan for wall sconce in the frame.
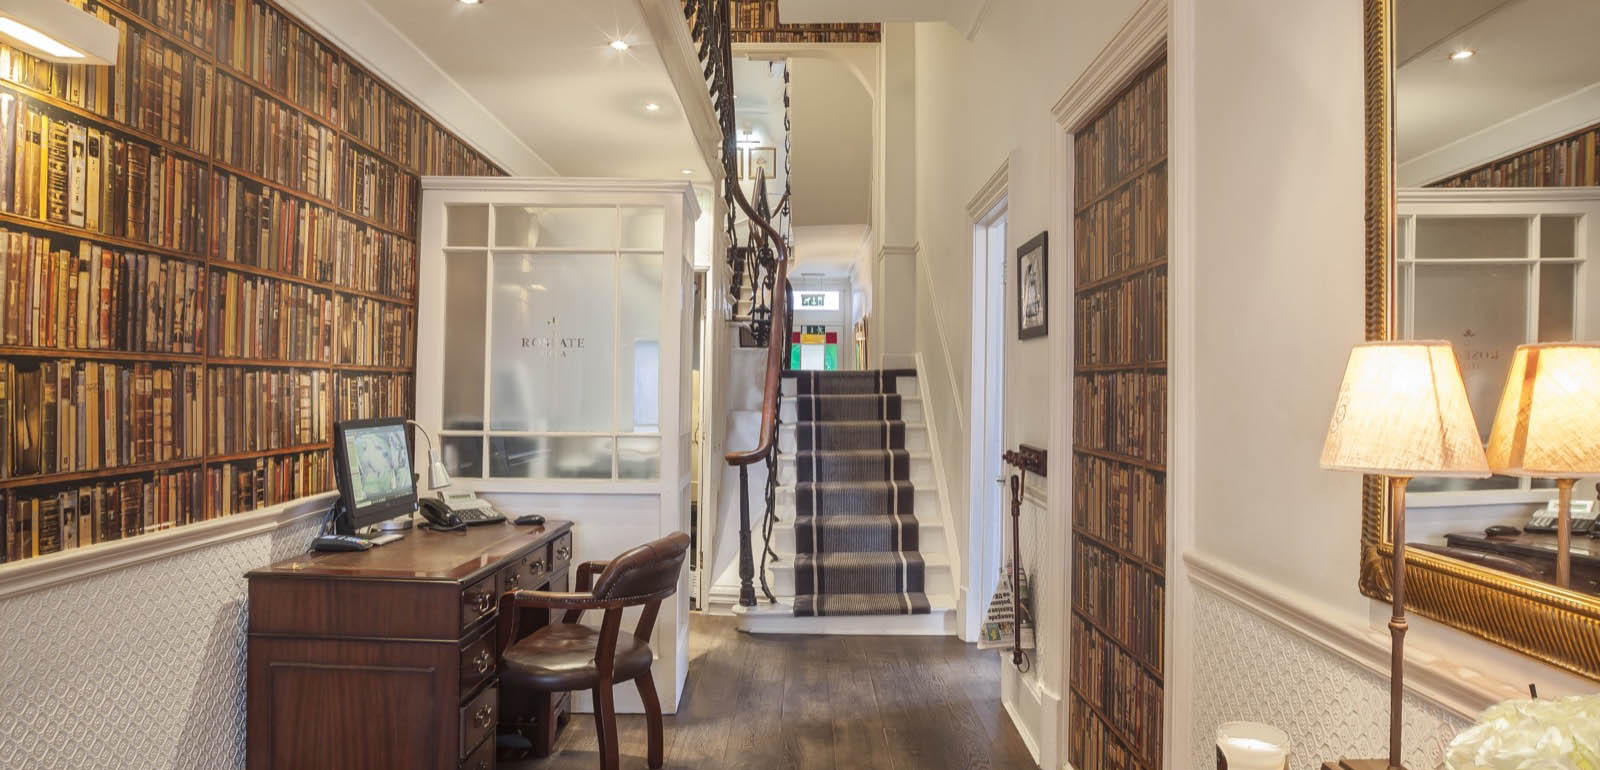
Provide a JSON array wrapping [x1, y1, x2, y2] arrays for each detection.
[[0, 0, 119, 66]]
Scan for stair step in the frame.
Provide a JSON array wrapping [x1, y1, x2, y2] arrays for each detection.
[[779, 421, 929, 453], [777, 453, 933, 486], [780, 373, 919, 397], [780, 395, 923, 424], [774, 517, 945, 559], [770, 552, 954, 597], [734, 594, 957, 635], [775, 484, 940, 522]]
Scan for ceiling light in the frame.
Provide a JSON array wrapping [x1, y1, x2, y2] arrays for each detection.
[[610, 39, 630, 51], [0, 1, 119, 65], [458, 0, 482, 5], [681, 169, 694, 175], [644, 102, 661, 112], [1450, 49, 1475, 61]]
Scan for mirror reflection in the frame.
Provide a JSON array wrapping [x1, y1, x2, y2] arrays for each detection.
[[1394, 0, 1600, 595]]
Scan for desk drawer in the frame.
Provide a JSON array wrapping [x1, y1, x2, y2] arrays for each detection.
[[461, 574, 497, 631], [460, 685, 498, 761], [551, 532, 574, 571], [500, 556, 530, 593], [460, 731, 494, 770], [459, 630, 496, 694]]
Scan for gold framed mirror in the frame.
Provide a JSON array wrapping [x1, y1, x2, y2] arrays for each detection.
[[1363, 0, 1600, 681]]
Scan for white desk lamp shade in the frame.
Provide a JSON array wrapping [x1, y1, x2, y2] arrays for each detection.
[[1486, 343, 1600, 478], [1320, 341, 1490, 478]]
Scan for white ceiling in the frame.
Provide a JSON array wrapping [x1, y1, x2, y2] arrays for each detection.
[[361, 0, 708, 180], [1396, 0, 1600, 164]]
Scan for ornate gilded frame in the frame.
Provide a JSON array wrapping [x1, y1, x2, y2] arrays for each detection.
[[1362, 0, 1600, 681]]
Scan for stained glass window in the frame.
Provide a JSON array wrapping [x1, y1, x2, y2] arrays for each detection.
[[790, 325, 839, 371]]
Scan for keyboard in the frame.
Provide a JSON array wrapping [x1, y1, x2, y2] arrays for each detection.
[[457, 506, 506, 526], [368, 533, 404, 546]]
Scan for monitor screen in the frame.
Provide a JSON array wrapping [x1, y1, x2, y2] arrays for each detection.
[[332, 418, 417, 531]]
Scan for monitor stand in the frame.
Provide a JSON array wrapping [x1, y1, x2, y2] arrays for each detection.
[[378, 512, 415, 533]]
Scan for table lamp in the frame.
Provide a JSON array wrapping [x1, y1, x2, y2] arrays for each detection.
[[1485, 343, 1600, 589], [1320, 341, 1489, 770]]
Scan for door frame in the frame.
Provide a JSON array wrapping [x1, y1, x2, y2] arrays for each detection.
[[963, 157, 1012, 641]]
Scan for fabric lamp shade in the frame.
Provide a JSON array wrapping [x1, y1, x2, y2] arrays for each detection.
[[1321, 341, 1490, 477], [1485, 343, 1600, 478]]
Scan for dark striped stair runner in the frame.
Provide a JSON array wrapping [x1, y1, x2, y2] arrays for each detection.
[[790, 370, 930, 617]]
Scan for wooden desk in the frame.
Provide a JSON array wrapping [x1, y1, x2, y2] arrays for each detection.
[[246, 520, 574, 770], [1443, 530, 1600, 596]]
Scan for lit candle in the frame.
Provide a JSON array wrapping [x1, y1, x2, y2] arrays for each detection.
[[1217, 722, 1291, 770]]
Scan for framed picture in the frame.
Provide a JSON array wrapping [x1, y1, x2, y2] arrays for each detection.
[[747, 147, 777, 180], [1017, 231, 1048, 339], [737, 148, 748, 180]]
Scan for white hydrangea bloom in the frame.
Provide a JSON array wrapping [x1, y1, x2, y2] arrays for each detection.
[[1445, 695, 1600, 770]]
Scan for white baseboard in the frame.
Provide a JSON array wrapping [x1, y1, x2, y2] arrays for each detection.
[[1003, 667, 1062, 768]]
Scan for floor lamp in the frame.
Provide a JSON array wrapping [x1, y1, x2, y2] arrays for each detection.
[[1320, 341, 1489, 770], [1485, 343, 1600, 589]]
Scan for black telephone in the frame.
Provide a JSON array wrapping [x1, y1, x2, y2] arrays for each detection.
[[417, 498, 467, 532]]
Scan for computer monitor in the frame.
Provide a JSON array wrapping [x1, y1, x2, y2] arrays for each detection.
[[332, 417, 418, 533]]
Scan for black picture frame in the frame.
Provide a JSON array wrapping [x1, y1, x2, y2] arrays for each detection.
[[1016, 231, 1048, 340]]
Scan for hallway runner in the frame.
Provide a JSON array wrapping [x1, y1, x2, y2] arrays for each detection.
[[790, 370, 930, 617]]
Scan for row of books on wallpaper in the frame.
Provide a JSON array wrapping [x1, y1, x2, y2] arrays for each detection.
[[1, 448, 331, 563], [1072, 539, 1165, 666], [1070, 616, 1163, 767], [1074, 167, 1167, 287], [1075, 269, 1167, 366], [1073, 372, 1167, 464], [1072, 454, 1166, 567], [1073, 62, 1167, 205]]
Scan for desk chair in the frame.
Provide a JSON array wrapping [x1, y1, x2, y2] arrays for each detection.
[[496, 532, 690, 770]]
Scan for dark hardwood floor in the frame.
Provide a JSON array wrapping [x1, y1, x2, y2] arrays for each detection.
[[506, 613, 1038, 770]]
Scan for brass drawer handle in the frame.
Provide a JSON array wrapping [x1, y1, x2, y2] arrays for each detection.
[[473, 649, 492, 675], [556, 544, 571, 561], [470, 593, 493, 614], [530, 559, 547, 574], [474, 762, 488, 770], [473, 703, 494, 729], [505, 571, 521, 589]]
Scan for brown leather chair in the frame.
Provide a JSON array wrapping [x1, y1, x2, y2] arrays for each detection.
[[496, 532, 690, 770]]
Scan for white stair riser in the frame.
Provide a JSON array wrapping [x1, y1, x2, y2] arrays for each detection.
[[779, 398, 924, 424], [777, 456, 933, 487], [769, 560, 955, 598], [774, 486, 939, 521], [772, 521, 947, 559], [780, 377, 919, 397], [778, 423, 929, 453]]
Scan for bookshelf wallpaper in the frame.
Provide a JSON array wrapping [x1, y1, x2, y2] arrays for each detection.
[[1069, 57, 1168, 770], [0, 0, 505, 565], [729, 0, 881, 44], [1429, 122, 1600, 188]]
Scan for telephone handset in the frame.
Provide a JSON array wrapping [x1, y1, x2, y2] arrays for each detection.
[[417, 498, 467, 531]]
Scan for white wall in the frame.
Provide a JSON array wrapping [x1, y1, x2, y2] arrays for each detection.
[[907, 2, 1142, 764], [790, 58, 874, 227]]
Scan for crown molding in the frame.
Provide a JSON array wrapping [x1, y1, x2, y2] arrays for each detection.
[[1050, 0, 1167, 130]]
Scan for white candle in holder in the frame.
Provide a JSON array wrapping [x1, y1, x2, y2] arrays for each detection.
[[1217, 722, 1291, 770]]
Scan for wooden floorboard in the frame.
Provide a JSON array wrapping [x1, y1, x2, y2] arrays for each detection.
[[505, 613, 1037, 770]]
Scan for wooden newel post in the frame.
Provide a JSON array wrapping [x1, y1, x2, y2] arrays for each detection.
[[737, 464, 756, 607]]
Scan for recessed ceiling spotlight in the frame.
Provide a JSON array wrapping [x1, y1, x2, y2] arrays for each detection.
[[644, 102, 661, 112], [457, 0, 482, 5], [1450, 49, 1475, 61], [610, 39, 630, 51], [681, 169, 694, 175]]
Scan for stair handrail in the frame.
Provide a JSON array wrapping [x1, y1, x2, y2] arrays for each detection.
[[724, 168, 790, 468]]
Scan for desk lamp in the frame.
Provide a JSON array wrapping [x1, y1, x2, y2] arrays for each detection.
[[1485, 343, 1600, 589], [1321, 341, 1489, 770]]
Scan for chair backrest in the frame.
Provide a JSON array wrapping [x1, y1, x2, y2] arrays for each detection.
[[591, 531, 690, 605]]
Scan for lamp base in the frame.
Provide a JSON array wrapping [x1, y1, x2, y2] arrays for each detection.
[[1324, 760, 1408, 770]]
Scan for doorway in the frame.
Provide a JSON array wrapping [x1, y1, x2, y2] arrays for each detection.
[[967, 184, 1008, 639]]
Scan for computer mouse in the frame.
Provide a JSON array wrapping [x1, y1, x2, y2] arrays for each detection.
[[514, 513, 547, 526], [1485, 524, 1521, 538]]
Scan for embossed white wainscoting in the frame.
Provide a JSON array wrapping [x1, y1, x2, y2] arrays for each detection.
[[0, 495, 329, 770], [1187, 555, 1473, 770]]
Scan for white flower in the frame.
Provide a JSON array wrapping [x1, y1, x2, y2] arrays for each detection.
[[1445, 695, 1600, 770]]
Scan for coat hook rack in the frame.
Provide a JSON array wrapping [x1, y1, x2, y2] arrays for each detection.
[[1001, 444, 1046, 671]]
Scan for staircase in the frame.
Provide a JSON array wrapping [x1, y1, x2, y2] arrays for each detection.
[[735, 369, 956, 635]]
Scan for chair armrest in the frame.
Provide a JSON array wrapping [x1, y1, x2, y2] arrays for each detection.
[[575, 560, 611, 592]]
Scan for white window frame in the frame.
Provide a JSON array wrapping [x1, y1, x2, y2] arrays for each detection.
[[1397, 187, 1600, 507]]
